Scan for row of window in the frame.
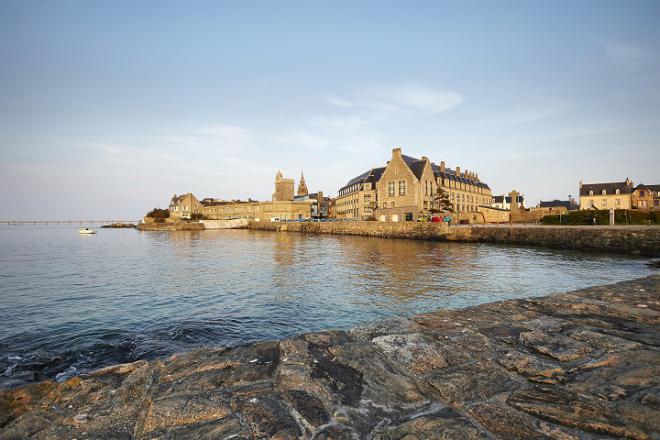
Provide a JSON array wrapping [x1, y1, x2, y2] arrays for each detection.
[[588, 189, 621, 196], [586, 199, 622, 207], [386, 180, 407, 197]]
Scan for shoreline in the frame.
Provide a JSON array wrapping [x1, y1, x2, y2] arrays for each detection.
[[2, 275, 658, 439]]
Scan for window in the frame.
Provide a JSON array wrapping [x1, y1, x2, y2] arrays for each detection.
[[654, 200, 659, 207], [601, 199, 607, 207], [615, 199, 621, 206], [640, 190, 646, 197], [616, 189, 620, 195], [388, 181, 395, 196], [601, 189, 607, 195], [398, 180, 407, 196], [391, 202, 395, 208], [589, 190, 594, 196]]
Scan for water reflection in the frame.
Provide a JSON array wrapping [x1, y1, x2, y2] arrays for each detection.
[[0, 226, 652, 387]]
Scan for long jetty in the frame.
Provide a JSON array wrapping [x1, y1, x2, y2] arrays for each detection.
[[1, 220, 140, 226]]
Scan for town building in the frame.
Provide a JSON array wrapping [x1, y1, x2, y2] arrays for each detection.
[[272, 171, 295, 202], [376, 148, 437, 222], [297, 172, 309, 196], [538, 199, 578, 210], [336, 167, 384, 219], [432, 162, 492, 213], [337, 147, 492, 221], [632, 184, 660, 210], [579, 179, 633, 210], [168, 193, 202, 220], [491, 194, 525, 210]]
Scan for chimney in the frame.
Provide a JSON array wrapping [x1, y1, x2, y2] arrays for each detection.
[[456, 167, 461, 177], [440, 161, 445, 172], [579, 179, 583, 188], [392, 147, 402, 157]]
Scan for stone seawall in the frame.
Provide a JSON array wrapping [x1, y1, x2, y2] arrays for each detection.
[[137, 221, 205, 231], [453, 225, 660, 257], [248, 221, 660, 257], [1, 276, 658, 439], [248, 220, 450, 239]]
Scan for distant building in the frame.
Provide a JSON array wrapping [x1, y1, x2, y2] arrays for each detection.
[[297, 172, 309, 196], [272, 171, 295, 202], [294, 191, 330, 218], [336, 147, 492, 221], [579, 179, 633, 210], [492, 194, 525, 210], [632, 184, 660, 210], [538, 199, 578, 211], [168, 193, 202, 220], [336, 167, 384, 219]]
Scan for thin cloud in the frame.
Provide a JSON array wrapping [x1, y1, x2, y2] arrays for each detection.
[[602, 42, 648, 71]]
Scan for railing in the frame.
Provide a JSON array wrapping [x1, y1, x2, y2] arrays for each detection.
[[1, 220, 141, 226]]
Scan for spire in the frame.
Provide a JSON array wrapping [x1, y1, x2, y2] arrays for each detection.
[[297, 171, 308, 196]]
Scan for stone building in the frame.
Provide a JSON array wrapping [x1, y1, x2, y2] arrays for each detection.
[[491, 194, 525, 210], [168, 193, 202, 220], [337, 147, 491, 221], [337, 167, 384, 219], [272, 171, 295, 202], [632, 184, 660, 210], [376, 148, 437, 222], [579, 179, 633, 210], [432, 162, 492, 213], [297, 172, 309, 196]]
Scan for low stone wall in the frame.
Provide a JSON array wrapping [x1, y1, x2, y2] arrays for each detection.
[[454, 225, 660, 257], [2, 276, 658, 439], [137, 221, 205, 231], [248, 221, 660, 257], [248, 220, 450, 239], [202, 219, 249, 229]]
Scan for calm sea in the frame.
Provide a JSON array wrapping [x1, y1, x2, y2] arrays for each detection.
[[0, 225, 653, 387]]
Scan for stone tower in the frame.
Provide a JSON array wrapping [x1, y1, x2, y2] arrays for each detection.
[[297, 172, 309, 196], [272, 171, 294, 201]]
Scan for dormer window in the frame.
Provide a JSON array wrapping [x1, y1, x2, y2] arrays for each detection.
[[615, 189, 620, 195], [589, 190, 594, 196], [601, 189, 606, 195]]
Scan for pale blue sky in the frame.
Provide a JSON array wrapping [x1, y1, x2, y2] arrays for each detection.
[[1, 1, 658, 219]]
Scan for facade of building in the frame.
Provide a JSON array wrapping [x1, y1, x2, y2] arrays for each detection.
[[294, 191, 329, 218], [168, 193, 202, 220], [336, 167, 384, 219], [376, 148, 437, 222], [432, 162, 492, 213], [579, 179, 633, 210], [538, 199, 578, 210], [491, 194, 525, 210], [272, 171, 295, 202], [336, 147, 492, 221], [632, 184, 660, 210]]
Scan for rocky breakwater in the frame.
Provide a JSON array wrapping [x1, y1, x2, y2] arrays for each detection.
[[1, 275, 659, 439]]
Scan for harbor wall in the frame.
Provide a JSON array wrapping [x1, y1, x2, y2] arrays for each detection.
[[248, 221, 660, 256]]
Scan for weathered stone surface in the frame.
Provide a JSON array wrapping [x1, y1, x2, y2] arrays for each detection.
[[1, 275, 658, 439]]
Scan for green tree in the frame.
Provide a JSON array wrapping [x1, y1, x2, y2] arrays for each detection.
[[146, 208, 170, 219], [430, 188, 453, 213]]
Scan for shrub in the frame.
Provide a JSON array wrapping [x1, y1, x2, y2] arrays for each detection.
[[190, 213, 206, 221], [541, 209, 660, 225], [146, 208, 170, 219]]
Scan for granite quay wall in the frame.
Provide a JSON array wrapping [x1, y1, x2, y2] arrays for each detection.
[[453, 225, 660, 257], [2, 275, 658, 439], [137, 221, 205, 231], [247, 220, 450, 239], [248, 221, 660, 257]]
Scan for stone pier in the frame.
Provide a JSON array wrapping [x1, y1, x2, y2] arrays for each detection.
[[1, 276, 659, 439]]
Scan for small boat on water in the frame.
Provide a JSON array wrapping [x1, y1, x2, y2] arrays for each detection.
[[79, 227, 97, 235]]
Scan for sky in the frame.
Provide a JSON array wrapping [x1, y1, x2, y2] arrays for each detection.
[[1, 1, 659, 219]]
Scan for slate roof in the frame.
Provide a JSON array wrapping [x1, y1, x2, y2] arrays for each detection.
[[340, 167, 386, 194], [493, 195, 524, 204], [432, 164, 491, 190], [579, 181, 632, 197], [634, 184, 660, 193], [539, 200, 572, 209]]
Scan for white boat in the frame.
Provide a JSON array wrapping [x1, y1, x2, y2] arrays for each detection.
[[79, 227, 97, 235]]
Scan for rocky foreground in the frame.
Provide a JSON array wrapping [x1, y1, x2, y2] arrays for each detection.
[[1, 276, 659, 440]]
